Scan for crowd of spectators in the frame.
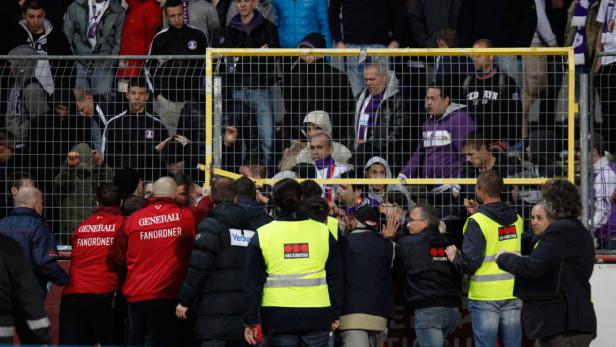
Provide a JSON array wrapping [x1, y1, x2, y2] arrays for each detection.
[[0, 0, 614, 245]]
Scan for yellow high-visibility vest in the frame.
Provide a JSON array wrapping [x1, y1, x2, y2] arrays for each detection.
[[258, 219, 331, 308], [327, 216, 339, 240], [463, 212, 523, 300]]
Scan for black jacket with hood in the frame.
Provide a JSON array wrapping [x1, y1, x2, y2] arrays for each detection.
[[452, 202, 520, 275], [236, 197, 273, 231], [396, 225, 461, 309], [178, 203, 254, 340]]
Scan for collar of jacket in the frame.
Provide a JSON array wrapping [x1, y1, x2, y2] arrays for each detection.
[[94, 205, 122, 215], [18, 18, 54, 41], [276, 210, 308, 222], [349, 227, 377, 234], [418, 225, 439, 235], [11, 207, 42, 218], [147, 197, 176, 205], [229, 10, 263, 33], [76, 0, 123, 14]]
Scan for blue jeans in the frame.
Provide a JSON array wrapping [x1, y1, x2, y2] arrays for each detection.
[[231, 88, 274, 176], [467, 299, 522, 347], [413, 306, 460, 347], [345, 44, 388, 97], [267, 331, 330, 347], [75, 63, 114, 97]]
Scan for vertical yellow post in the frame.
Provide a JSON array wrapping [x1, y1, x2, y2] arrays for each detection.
[[205, 50, 213, 189], [567, 47, 575, 183]]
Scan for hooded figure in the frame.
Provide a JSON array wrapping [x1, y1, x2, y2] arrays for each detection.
[[294, 110, 352, 166], [6, 45, 49, 143], [364, 156, 414, 208], [54, 143, 113, 239], [282, 32, 354, 141]]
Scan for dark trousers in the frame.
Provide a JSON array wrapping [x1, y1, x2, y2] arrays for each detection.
[[266, 331, 330, 347], [59, 293, 117, 345], [200, 340, 247, 347], [128, 299, 180, 347], [535, 333, 594, 347]]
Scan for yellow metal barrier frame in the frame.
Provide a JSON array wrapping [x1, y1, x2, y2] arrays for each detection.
[[203, 47, 575, 188]]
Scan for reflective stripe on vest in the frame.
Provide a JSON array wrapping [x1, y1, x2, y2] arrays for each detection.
[[0, 326, 15, 337], [258, 219, 331, 308], [463, 212, 523, 300], [327, 217, 339, 240]]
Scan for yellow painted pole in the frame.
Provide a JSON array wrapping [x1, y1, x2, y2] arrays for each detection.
[[567, 47, 576, 183], [205, 50, 213, 189], [208, 47, 570, 57], [212, 169, 550, 186]]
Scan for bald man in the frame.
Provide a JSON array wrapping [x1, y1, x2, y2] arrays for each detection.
[[0, 186, 67, 343], [108, 176, 213, 347]]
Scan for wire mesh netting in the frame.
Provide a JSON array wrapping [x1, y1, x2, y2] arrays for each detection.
[[591, 51, 616, 253], [0, 48, 593, 247], [0, 54, 206, 245], [211, 48, 574, 242]]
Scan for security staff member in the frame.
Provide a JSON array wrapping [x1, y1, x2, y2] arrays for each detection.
[[396, 204, 461, 346], [445, 170, 523, 347], [244, 179, 343, 347]]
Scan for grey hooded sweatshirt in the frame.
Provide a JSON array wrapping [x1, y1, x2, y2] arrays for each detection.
[[364, 156, 415, 208], [6, 45, 49, 143], [295, 110, 353, 166]]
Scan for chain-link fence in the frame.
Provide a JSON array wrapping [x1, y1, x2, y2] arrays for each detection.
[[210, 47, 574, 241], [0, 48, 582, 246], [0, 54, 206, 245], [591, 51, 616, 254]]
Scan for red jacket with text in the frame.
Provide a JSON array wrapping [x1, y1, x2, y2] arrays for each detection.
[[63, 206, 126, 295], [110, 196, 212, 303]]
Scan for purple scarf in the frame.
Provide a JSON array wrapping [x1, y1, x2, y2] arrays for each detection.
[[357, 93, 383, 141], [571, 0, 594, 66], [182, 0, 190, 24]]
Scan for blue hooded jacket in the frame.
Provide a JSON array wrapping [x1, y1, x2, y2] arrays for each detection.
[[272, 0, 331, 48]]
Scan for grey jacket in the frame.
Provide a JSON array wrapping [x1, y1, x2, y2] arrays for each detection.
[[6, 45, 49, 143], [63, 0, 125, 65], [188, 0, 220, 45]]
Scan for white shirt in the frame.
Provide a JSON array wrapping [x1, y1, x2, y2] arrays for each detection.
[[597, 0, 616, 65], [592, 156, 616, 230]]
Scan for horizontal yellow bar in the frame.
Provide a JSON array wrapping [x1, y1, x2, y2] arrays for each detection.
[[207, 47, 571, 57], [212, 169, 551, 186]]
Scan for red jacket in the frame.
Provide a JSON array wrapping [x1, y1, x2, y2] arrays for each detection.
[[63, 206, 125, 295], [111, 196, 212, 303], [117, 0, 162, 79]]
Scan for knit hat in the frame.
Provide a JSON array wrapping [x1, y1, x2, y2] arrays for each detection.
[[298, 32, 326, 49], [113, 168, 142, 199], [354, 206, 380, 228]]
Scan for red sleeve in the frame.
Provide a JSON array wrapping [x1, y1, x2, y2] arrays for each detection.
[[191, 196, 214, 224], [144, 3, 163, 48], [107, 222, 128, 273]]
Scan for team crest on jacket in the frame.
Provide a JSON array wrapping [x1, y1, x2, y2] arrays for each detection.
[[430, 247, 447, 261], [145, 129, 154, 139], [498, 225, 518, 241], [284, 243, 309, 259], [188, 40, 197, 50]]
